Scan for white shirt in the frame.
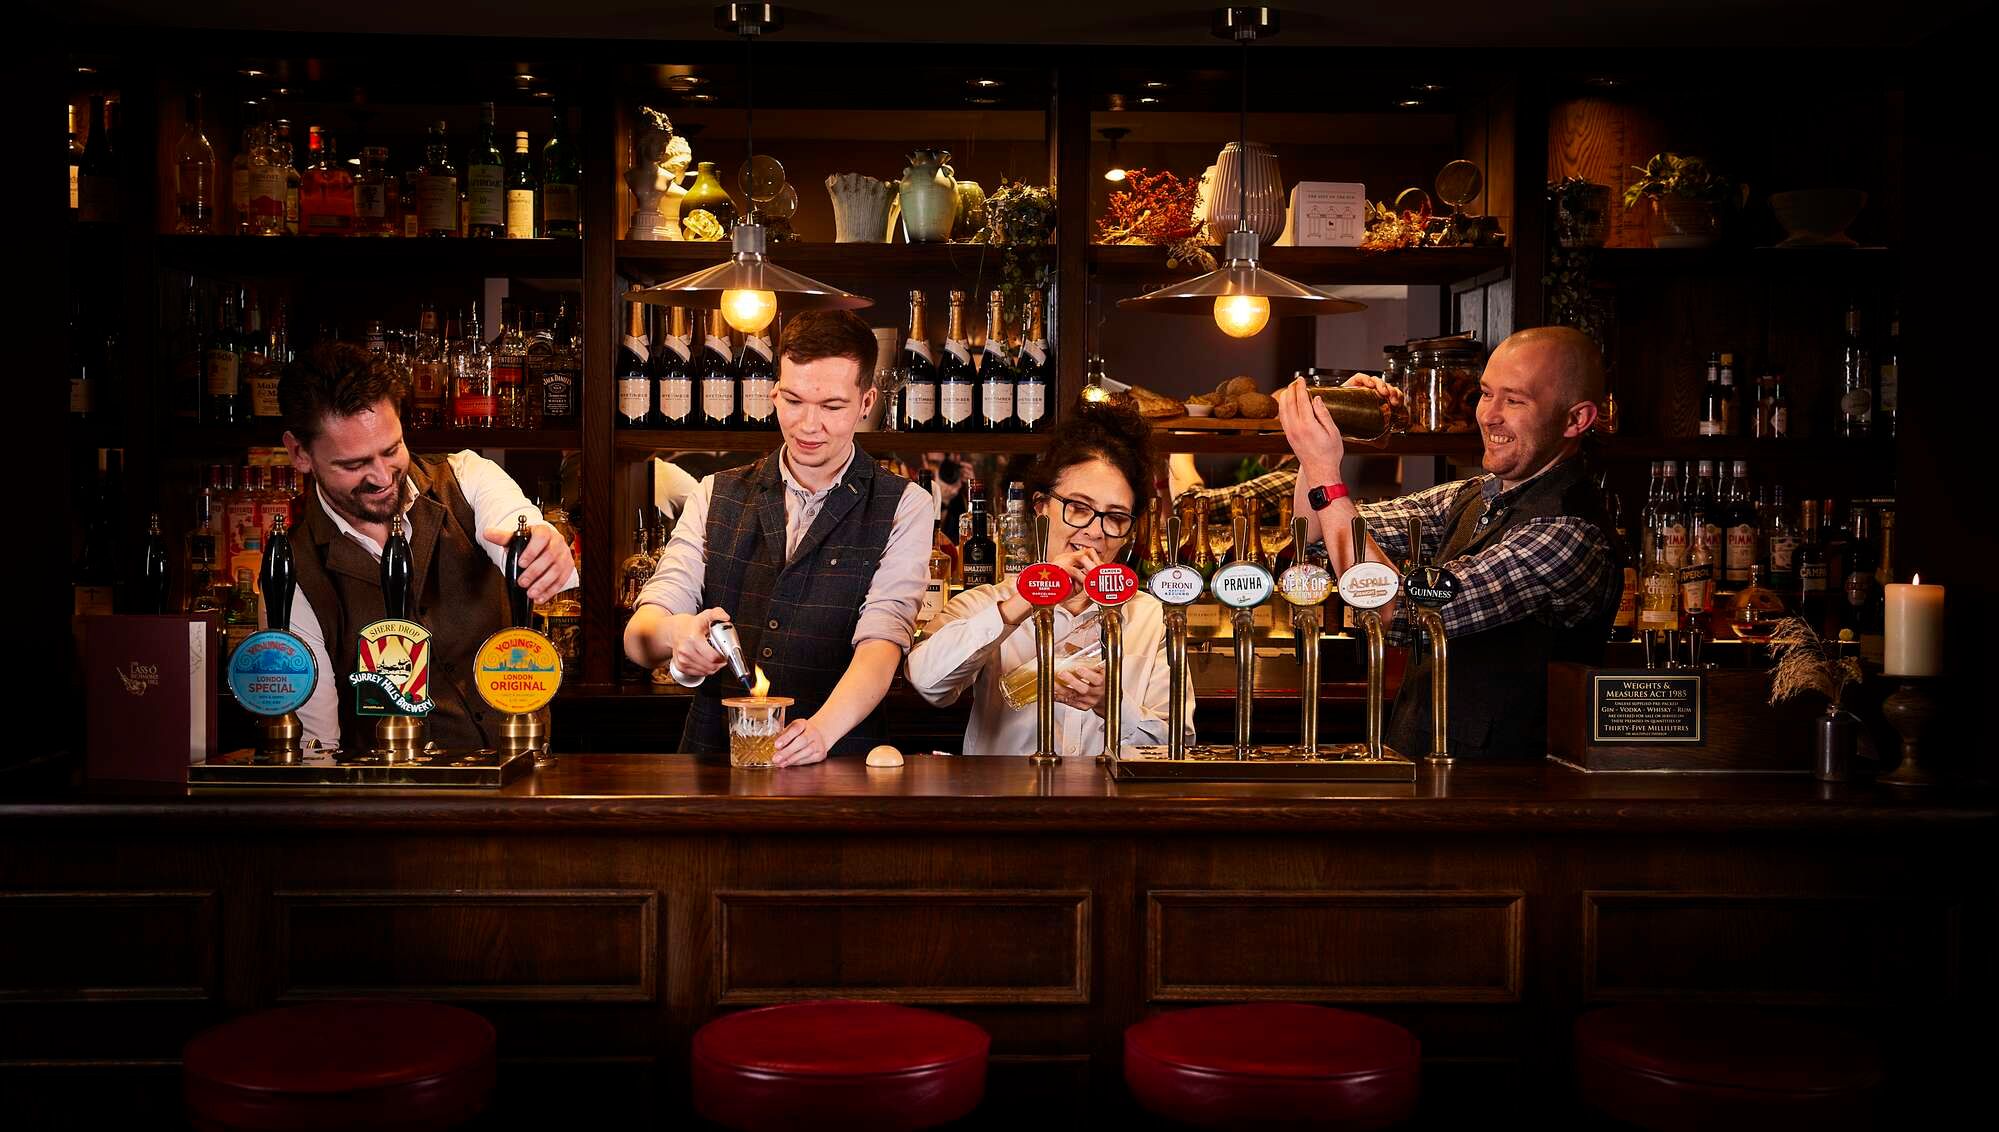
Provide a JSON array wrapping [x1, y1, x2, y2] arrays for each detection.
[[905, 586, 1196, 757], [270, 451, 579, 751], [634, 444, 933, 650]]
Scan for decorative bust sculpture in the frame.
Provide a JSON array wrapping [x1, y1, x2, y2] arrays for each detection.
[[626, 107, 693, 241]]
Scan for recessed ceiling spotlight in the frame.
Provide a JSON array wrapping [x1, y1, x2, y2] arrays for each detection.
[[664, 74, 703, 93], [532, 90, 554, 99], [1137, 95, 1160, 106], [1143, 80, 1170, 90], [237, 68, 264, 79], [967, 78, 1003, 89], [1585, 75, 1621, 88], [1396, 98, 1424, 108], [1414, 83, 1445, 93], [965, 96, 1000, 106], [685, 92, 718, 103]]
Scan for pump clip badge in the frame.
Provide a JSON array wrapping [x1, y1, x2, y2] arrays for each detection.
[[349, 618, 436, 716], [474, 627, 563, 715], [1016, 562, 1074, 607], [1403, 564, 1462, 609], [1084, 562, 1140, 607], [227, 630, 317, 717]]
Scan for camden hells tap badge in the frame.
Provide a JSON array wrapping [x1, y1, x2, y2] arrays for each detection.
[[349, 618, 435, 717], [473, 626, 562, 715]]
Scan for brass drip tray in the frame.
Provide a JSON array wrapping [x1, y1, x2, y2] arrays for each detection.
[[1110, 743, 1416, 781], [189, 746, 537, 789]]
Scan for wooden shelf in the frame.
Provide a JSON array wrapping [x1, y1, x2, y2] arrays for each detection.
[[1587, 434, 1897, 464], [169, 426, 581, 453], [616, 240, 1009, 282], [1584, 245, 1894, 279], [1088, 244, 1512, 287], [1148, 431, 1485, 456], [156, 235, 585, 278], [614, 428, 1050, 456]]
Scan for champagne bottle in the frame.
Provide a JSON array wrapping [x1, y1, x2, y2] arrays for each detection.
[[900, 291, 937, 432], [937, 290, 976, 433], [616, 301, 653, 429], [698, 309, 737, 427], [1015, 290, 1050, 432], [737, 326, 777, 429], [978, 291, 1016, 432], [654, 307, 694, 427]]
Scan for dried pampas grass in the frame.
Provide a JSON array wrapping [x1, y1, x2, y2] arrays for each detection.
[[1767, 617, 1862, 708]]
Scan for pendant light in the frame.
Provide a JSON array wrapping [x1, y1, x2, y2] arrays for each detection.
[[1118, 7, 1363, 337], [631, 4, 871, 331], [1101, 127, 1130, 182]]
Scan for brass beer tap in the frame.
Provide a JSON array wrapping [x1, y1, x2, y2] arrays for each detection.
[[1404, 517, 1455, 766]]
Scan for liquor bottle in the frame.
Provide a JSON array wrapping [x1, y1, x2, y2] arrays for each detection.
[[534, 495, 583, 661], [1001, 481, 1032, 581], [900, 291, 938, 432], [1727, 566, 1787, 645], [1015, 290, 1050, 432], [1677, 519, 1715, 663], [354, 146, 396, 236], [204, 288, 242, 426], [654, 307, 694, 427], [1192, 494, 1218, 579], [1877, 315, 1899, 441], [269, 122, 299, 235], [1639, 535, 1684, 664], [616, 301, 654, 429], [618, 507, 658, 682], [978, 291, 1016, 432], [76, 97, 119, 224], [1698, 353, 1724, 438], [492, 300, 529, 428], [1717, 352, 1739, 437], [937, 290, 977, 433], [416, 120, 460, 237], [736, 327, 777, 428], [1690, 460, 1721, 570], [399, 172, 421, 237], [1637, 461, 1663, 570], [227, 467, 266, 586], [186, 468, 221, 614], [1763, 484, 1799, 594], [229, 121, 256, 234], [1867, 508, 1896, 660], [466, 103, 507, 238], [506, 130, 538, 238], [961, 485, 999, 588], [410, 303, 446, 428], [169, 277, 202, 422], [1721, 460, 1758, 590], [698, 309, 737, 428], [174, 91, 218, 234], [224, 567, 260, 656], [527, 302, 561, 426], [1838, 304, 1872, 439], [919, 487, 952, 632], [243, 291, 284, 423], [452, 303, 496, 428], [246, 114, 287, 237], [72, 450, 121, 617], [67, 307, 96, 421], [1842, 506, 1879, 657], [540, 109, 581, 238], [136, 513, 171, 615], [68, 102, 81, 213], [1796, 499, 1829, 635], [297, 127, 353, 236]]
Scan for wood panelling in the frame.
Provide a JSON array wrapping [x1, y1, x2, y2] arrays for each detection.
[[715, 889, 1090, 1005], [1147, 890, 1525, 1003], [0, 892, 217, 1002], [1584, 892, 1962, 1005], [273, 889, 658, 1002], [1547, 98, 1659, 249]]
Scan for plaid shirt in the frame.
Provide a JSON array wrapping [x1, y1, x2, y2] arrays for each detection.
[[1196, 467, 1611, 642]]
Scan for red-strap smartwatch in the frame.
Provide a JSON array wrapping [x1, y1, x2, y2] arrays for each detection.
[[1307, 482, 1349, 511]]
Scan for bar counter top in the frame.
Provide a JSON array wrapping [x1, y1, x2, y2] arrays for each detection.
[[7, 754, 1992, 834]]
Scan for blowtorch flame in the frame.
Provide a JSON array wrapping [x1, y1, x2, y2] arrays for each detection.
[[750, 666, 770, 698], [1912, 573, 1921, 585]]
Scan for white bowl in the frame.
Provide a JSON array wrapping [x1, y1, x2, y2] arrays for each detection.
[[1770, 188, 1867, 248]]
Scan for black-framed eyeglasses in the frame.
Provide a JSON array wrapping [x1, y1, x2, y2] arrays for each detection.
[[1044, 492, 1135, 538]]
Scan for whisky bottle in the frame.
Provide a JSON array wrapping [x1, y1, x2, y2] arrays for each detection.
[[416, 121, 459, 237], [204, 288, 242, 426], [452, 303, 496, 429], [354, 146, 396, 236], [174, 91, 218, 234], [466, 103, 507, 238], [1795, 499, 1830, 635], [540, 109, 581, 238], [1638, 521, 1682, 670], [492, 300, 529, 429], [299, 126, 354, 236], [919, 486, 952, 631], [410, 303, 446, 429], [1838, 305, 1872, 439], [505, 130, 538, 239]]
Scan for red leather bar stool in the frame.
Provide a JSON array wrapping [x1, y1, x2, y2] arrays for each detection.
[[1574, 1003, 1884, 1130], [692, 999, 989, 1130], [1124, 1003, 1421, 1128], [183, 1000, 496, 1131]]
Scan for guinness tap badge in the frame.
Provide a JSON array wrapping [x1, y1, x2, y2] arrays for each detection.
[[350, 618, 436, 717], [1403, 564, 1462, 609], [1337, 561, 1401, 611]]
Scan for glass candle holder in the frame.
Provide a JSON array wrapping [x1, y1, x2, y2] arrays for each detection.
[[722, 695, 794, 768]]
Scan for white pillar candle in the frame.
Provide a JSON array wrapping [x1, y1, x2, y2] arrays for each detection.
[[1883, 574, 1944, 677]]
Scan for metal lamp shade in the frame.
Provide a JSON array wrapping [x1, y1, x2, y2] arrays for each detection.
[[627, 224, 874, 313], [1117, 231, 1365, 318]]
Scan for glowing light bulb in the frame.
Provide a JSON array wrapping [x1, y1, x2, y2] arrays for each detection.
[[721, 289, 777, 334], [1104, 166, 1127, 182], [1213, 294, 1270, 338]]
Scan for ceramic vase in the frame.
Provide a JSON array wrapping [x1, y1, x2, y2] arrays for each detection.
[[952, 180, 986, 241], [898, 148, 958, 244], [826, 173, 894, 243], [679, 161, 738, 240], [1648, 196, 1718, 249], [1204, 142, 1286, 246]]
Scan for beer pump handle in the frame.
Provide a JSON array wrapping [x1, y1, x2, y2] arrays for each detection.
[[381, 516, 413, 621], [1408, 518, 1424, 569], [1167, 515, 1182, 569], [1349, 515, 1368, 567], [1036, 513, 1053, 562], [1292, 515, 1309, 566], [503, 514, 533, 628], [261, 513, 296, 634]]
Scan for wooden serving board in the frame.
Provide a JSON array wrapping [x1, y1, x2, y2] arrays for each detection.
[[1154, 415, 1284, 432]]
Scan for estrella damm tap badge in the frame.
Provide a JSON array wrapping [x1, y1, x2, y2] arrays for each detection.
[[348, 618, 435, 717], [226, 630, 317, 717], [473, 626, 562, 715]]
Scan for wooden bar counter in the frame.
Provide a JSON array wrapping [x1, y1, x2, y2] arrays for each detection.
[[3, 755, 1993, 1123]]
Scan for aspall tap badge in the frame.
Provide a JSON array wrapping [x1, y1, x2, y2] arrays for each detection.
[[473, 625, 563, 716], [1016, 560, 1075, 607], [226, 629, 318, 718], [1403, 563, 1463, 609], [1084, 562, 1140, 608], [349, 619, 436, 717], [1211, 561, 1276, 610], [1278, 560, 1334, 607], [1337, 559, 1402, 611]]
